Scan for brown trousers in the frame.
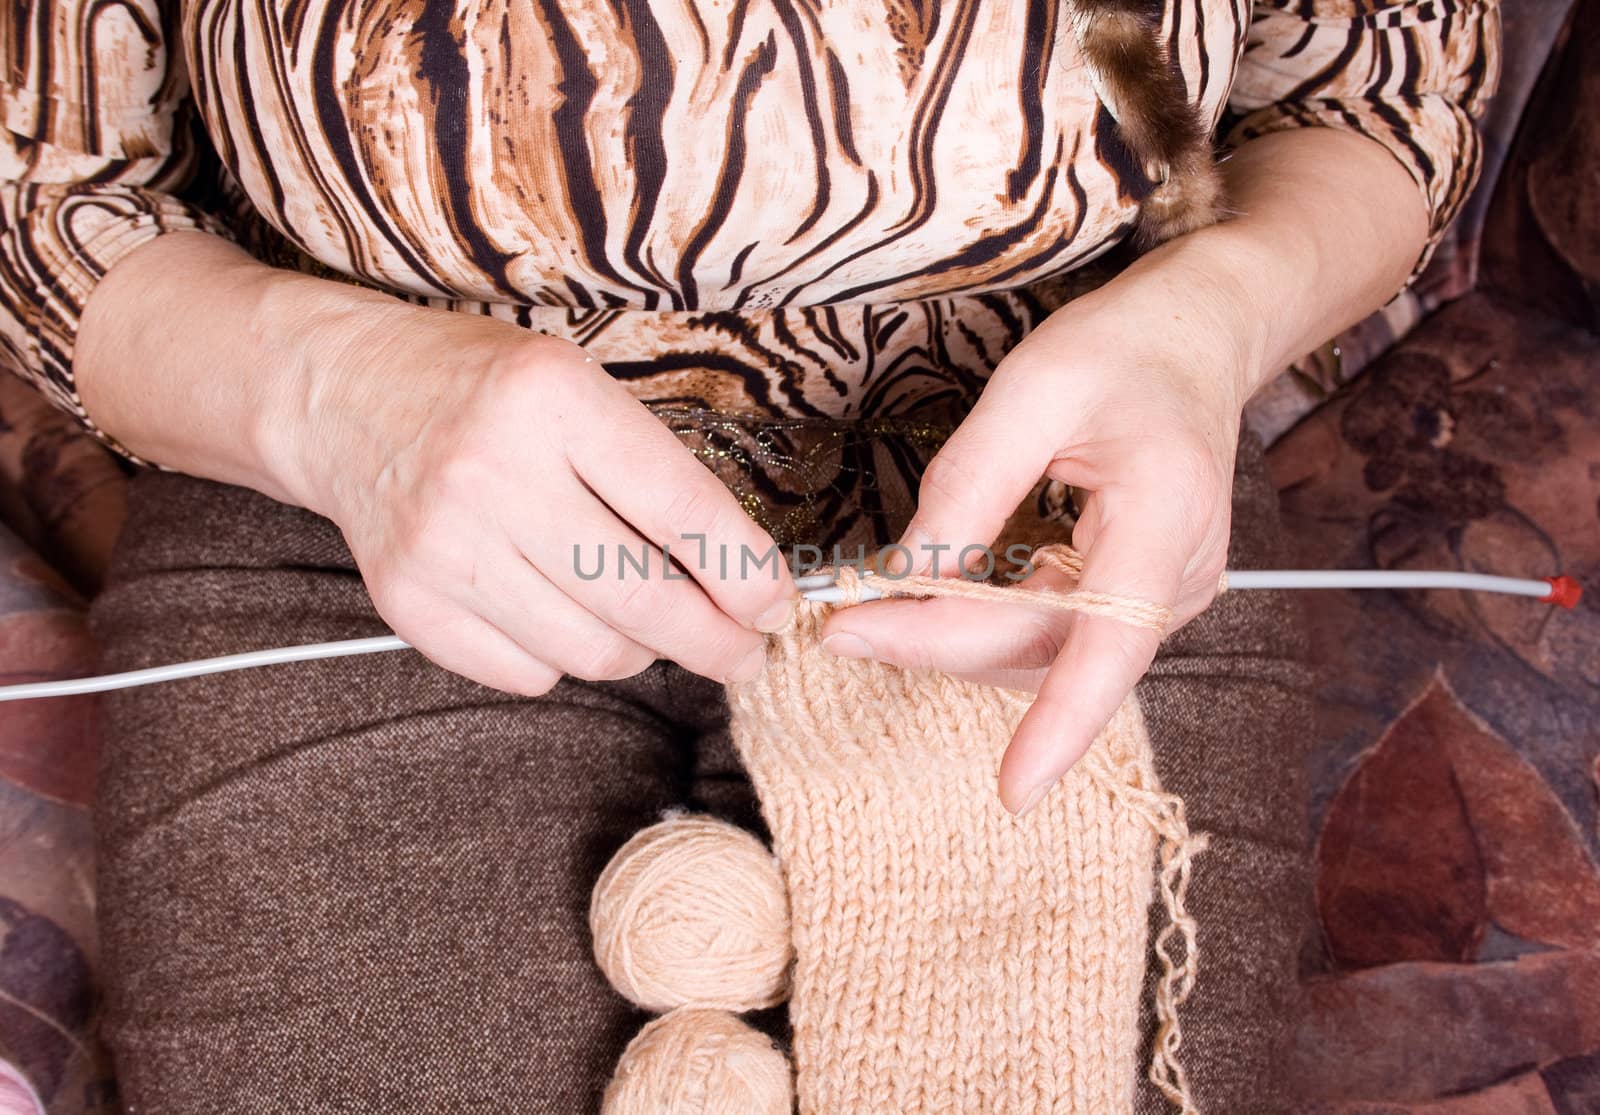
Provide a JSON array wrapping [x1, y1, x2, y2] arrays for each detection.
[[89, 431, 1310, 1114]]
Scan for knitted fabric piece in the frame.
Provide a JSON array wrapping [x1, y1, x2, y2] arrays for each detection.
[[726, 566, 1204, 1113]]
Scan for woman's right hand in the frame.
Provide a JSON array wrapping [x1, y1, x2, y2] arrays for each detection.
[[287, 300, 798, 696], [76, 233, 796, 697]]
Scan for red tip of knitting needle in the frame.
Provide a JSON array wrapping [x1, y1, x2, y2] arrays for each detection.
[[1541, 575, 1583, 609]]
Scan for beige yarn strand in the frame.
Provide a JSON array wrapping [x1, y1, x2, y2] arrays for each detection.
[[1093, 763, 1210, 1114], [836, 541, 1235, 633], [834, 551, 1175, 633]]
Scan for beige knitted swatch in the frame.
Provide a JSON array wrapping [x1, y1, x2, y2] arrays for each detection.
[[725, 546, 1207, 1114]]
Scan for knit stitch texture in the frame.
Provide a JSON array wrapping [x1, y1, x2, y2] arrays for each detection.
[[725, 546, 1206, 1113]]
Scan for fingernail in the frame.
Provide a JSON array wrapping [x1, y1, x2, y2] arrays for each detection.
[[820, 632, 873, 659], [755, 597, 796, 633], [1013, 778, 1055, 818], [728, 644, 768, 684]]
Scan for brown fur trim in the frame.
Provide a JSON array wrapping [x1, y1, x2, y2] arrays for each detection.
[[1066, 1, 1226, 247], [1138, 145, 1227, 244]]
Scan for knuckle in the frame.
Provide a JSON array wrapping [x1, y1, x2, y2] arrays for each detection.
[[365, 573, 429, 629], [917, 452, 982, 512], [570, 636, 649, 681], [389, 477, 489, 580], [916, 454, 959, 501], [606, 569, 668, 630], [374, 503, 431, 568], [1009, 614, 1069, 669], [403, 525, 474, 586], [502, 339, 598, 407], [704, 630, 763, 679], [431, 445, 498, 507], [504, 663, 562, 698], [661, 483, 733, 548], [526, 333, 594, 370], [486, 342, 552, 387]]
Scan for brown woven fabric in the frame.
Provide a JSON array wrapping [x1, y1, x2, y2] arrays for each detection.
[[1133, 429, 1313, 1114], [88, 429, 1308, 1114], [89, 474, 730, 1113]]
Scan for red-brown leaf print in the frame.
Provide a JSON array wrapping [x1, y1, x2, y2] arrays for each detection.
[[0, 609, 98, 807], [1293, 950, 1600, 1101], [1446, 704, 1600, 952], [1296, 1072, 1559, 1114], [1317, 674, 1600, 969], [1316, 677, 1488, 969]]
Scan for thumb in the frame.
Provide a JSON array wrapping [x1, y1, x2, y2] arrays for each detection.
[[896, 384, 1053, 577]]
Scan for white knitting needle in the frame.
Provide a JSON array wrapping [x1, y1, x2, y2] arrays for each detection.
[[0, 569, 1579, 701], [0, 636, 412, 701], [794, 570, 852, 591], [801, 568, 1576, 605]]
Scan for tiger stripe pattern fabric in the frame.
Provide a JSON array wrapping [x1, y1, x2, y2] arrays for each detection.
[[0, 0, 1499, 483]]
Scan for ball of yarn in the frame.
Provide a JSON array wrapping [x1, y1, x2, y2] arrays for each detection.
[[590, 814, 792, 1012], [602, 1008, 793, 1115]]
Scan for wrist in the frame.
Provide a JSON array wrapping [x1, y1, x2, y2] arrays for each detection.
[[1051, 235, 1274, 418], [1124, 128, 1430, 403], [76, 231, 421, 512], [1112, 223, 1291, 406], [245, 267, 419, 517]]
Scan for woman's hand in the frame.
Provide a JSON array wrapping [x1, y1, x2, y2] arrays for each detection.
[[819, 259, 1255, 813], [76, 234, 798, 696], [293, 304, 799, 695], [820, 127, 1431, 816]]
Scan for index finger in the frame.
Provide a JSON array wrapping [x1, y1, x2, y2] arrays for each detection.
[[998, 508, 1190, 814], [564, 384, 798, 631]]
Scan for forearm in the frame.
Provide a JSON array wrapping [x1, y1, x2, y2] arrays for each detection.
[[1110, 127, 1431, 401], [74, 230, 411, 506]]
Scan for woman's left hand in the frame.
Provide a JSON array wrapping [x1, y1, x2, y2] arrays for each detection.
[[819, 128, 1429, 816], [818, 257, 1263, 815]]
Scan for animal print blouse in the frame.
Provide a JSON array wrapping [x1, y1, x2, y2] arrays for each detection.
[[0, 0, 1498, 543]]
